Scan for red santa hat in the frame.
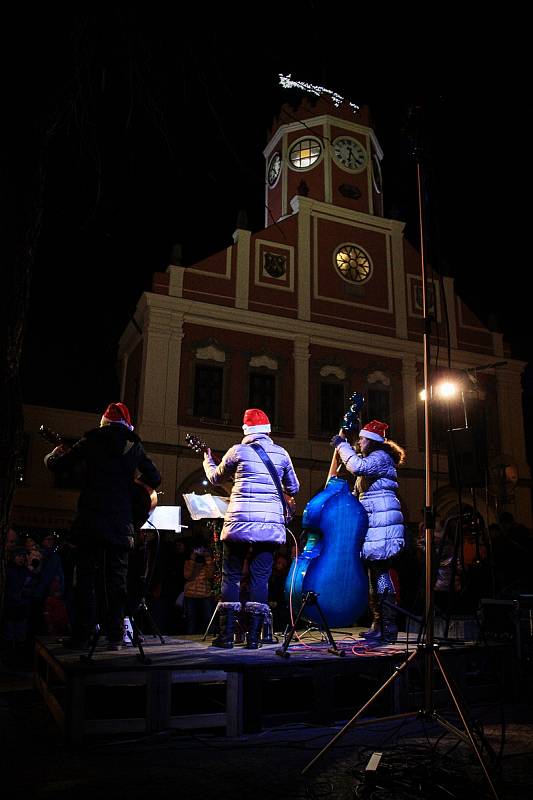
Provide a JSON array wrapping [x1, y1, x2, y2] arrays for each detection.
[[242, 408, 271, 435], [100, 402, 134, 430], [360, 419, 388, 442]]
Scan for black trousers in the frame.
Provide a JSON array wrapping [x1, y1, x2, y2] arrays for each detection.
[[73, 538, 130, 642]]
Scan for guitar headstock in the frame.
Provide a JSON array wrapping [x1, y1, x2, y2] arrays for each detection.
[[185, 433, 208, 455], [341, 392, 365, 433], [39, 425, 63, 446]]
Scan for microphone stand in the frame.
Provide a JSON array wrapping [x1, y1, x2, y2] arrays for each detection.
[[301, 115, 499, 799]]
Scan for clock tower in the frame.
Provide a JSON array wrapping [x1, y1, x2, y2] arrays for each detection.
[[264, 97, 384, 225]]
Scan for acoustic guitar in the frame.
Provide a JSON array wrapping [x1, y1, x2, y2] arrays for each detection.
[[39, 424, 158, 529], [185, 432, 296, 523]]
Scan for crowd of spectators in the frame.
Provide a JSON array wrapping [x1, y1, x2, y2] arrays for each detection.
[[1, 524, 293, 667]]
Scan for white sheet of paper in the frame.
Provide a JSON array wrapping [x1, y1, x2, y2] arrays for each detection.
[[141, 505, 182, 531], [182, 492, 229, 520]]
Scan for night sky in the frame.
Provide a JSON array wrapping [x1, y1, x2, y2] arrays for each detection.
[[9, 9, 529, 435]]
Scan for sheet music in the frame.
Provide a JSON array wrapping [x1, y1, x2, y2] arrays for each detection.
[[182, 492, 229, 520]]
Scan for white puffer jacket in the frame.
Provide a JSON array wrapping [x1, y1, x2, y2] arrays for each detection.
[[203, 433, 299, 544], [335, 442, 404, 560]]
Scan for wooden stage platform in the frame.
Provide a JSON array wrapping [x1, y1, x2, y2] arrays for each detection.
[[33, 628, 518, 744]]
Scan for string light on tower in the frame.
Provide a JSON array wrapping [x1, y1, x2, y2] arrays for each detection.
[[279, 74, 359, 113]]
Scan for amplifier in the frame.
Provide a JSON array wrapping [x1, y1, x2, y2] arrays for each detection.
[[479, 598, 519, 641]]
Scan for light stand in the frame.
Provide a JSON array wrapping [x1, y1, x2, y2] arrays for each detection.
[[302, 145, 500, 799]]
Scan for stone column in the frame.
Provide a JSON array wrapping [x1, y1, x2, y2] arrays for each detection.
[[138, 301, 184, 444], [293, 335, 310, 441], [402, 354, 421, 466]]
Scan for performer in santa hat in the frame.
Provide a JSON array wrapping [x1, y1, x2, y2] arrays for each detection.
[[203, 408, 299, 650], [331, 419, 406, 643]]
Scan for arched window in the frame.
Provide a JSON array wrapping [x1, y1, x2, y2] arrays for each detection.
[[319, 365, 346, 433], [192, 344, 226, 420], [364, 370, 391, 424], [248, 355, 278, 424]]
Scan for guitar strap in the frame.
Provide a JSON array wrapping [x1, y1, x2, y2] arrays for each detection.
[[249, 443, 290, 523]]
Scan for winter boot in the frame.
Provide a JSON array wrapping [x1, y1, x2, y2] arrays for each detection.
[[245, 602, 269, 650], [233, 609, 246, 645], [211, 602, 241, 649], [378, 592, 398, 643], [359, 593, 382, 639], [260, 606, 277, 645]]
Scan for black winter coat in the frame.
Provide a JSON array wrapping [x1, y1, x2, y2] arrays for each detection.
[[45, 424, 161, 537]]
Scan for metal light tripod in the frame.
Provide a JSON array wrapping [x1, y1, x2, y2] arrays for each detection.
[[302, 157, 500, 799]]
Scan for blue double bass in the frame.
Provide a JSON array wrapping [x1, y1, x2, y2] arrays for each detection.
[[285, 393, 369, 628]]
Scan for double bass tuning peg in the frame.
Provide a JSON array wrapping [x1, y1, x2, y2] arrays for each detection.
[[341, 392, 365, 433]]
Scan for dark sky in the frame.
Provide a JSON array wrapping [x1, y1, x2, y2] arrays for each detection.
[[10, 9, 529, 421]]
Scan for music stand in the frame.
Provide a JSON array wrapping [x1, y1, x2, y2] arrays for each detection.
[[136, 506, 186, 645], [83, 507, 185, 664]]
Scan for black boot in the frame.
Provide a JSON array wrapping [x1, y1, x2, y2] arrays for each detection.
[[211, 602, 241, 649], [260, 606, 278, 645], [245, 602, 269, 650], [378, 592, 398, 643], [359, 593, 382, 639]]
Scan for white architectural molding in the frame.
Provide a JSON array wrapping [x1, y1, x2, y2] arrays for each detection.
[[401, 354, 421, 464], [390, 225, 408, 339], [138, 307, 184, 442], [167, 265, 185, 298], [249, 354, 278, 370], [367, 370, 390, 386], [320, 365, 346, 380], [235, 229, 251, 310], [296, 201, 312, 321], [196, 344, 226, 363], [293, 336, 310, 441]]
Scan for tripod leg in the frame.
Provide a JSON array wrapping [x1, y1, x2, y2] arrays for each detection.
[[81, 624, 102, 662], [276, 592, 312, 658], [312, 599, 344, 656], [432, 649, 500, 799], [302, 648, 419, 774], [202, 601, 221, 641], [127, 614, 151, 664], [131, 601, 165, 644]]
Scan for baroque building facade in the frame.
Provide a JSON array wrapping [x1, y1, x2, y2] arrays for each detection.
[[13, 98, 530, 533], [117, 98, 530, 530]]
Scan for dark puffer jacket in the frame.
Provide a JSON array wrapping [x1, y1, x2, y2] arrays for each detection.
[[45, 424, 161, 539], [203, 433, 299, 544]]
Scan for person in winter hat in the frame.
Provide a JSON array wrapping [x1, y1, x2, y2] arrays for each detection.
[[330, 419, 406, 643], [203, 408, 299, 650], [44, 402, 161, 651]]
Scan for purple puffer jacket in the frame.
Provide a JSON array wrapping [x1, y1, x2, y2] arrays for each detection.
[[203, 433, 299, 544], [335, 442, 404, 561]]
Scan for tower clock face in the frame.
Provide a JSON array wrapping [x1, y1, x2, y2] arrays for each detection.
[[267, 152, 281, 186], [332, 137, 367, 172]]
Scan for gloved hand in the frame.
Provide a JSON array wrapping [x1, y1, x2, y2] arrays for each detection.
[[330, 434, 345, 448]]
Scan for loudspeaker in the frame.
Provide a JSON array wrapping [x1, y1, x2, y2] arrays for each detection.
[[447, 427, 487, 488]]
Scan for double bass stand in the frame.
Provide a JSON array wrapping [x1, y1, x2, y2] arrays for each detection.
[[276, 591, 345, 658]]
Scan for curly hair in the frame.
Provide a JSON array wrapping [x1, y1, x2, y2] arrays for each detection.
[[363, 438, 406, 466]]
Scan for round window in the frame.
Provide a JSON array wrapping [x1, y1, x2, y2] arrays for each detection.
[[288, 137, 322, 170], [334, 245, 372, 283]]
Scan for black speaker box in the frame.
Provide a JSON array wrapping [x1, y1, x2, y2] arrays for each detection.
[[447, 427, 487, 488]]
